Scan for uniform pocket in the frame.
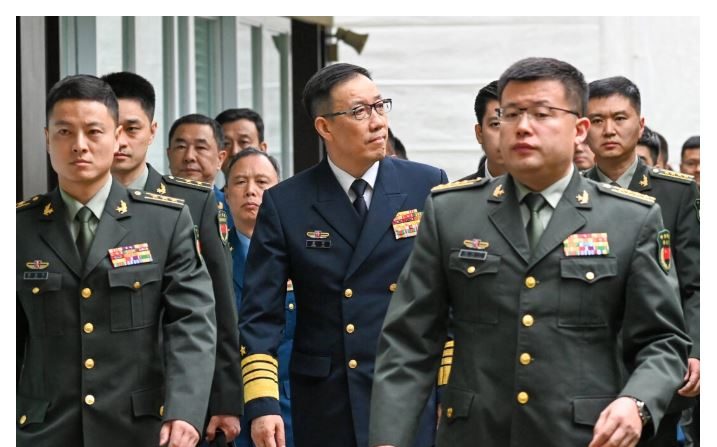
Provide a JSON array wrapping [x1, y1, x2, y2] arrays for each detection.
[[131, 386, 165, 420], [108, 264, 162, 331], [18, 272, 64, 336], [16, 394, 50, 428], [448, 251, 501, 324], [558, 257, 617, 327], [290, 351, 331, 378], [572, 396, 615, 426]]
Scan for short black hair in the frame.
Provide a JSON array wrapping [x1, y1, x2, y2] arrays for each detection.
[[681, 135, 700, 159], [225, 147, 281, 179], [637, 126, 660, 165], [302, 63, 372, 119], [101, 71, 156, 121], [215, 108, 265, 142], [474, 80, 499, 124], [46, 74, 119, 125], [387, 128, 407, 160], [168, 114, 224, 150], [498, 57, 588, 116], [588, 76, 642, 115], [655, 130, 669, 163]]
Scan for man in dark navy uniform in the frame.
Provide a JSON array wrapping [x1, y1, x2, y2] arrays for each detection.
[[238, 63, 447, 447]]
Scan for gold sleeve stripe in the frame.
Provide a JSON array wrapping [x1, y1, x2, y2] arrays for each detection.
[[241, 353, 278, 368], [437, 364, 452, 386], [441, 357, 453, 366], [242, 361, 278, 376], [243, 370, 279, 383], [442, 348, 454, 358], [444, 340, 455, 348], [244, 377, 279, 403]]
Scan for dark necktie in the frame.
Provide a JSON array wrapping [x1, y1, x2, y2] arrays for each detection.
[[610, 181, 620, 187], [350, 179, 369, 222], [523, 193, 547, 251], [75, 206, 95, 260]]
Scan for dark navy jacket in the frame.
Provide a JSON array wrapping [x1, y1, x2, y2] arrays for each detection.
[[238, 156, 447, 447]]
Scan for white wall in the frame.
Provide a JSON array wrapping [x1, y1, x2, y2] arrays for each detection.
[[334, 17, 699, 180]]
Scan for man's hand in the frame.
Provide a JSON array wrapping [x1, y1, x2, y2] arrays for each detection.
[[678, 358, 700, 397], [588, 397, 642, 447], [251, 415, 285, 447], [205, 415, 241, 442], [159, 419, 199, 447]]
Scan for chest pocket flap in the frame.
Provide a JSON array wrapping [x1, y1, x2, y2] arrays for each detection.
[[560, 257, 617, 283], [108, 263, 162, 289], [449, 251, 501, 278]]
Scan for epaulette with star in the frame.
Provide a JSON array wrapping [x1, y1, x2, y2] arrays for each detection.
[[595, 183, 656, 206], [162, 175, 213, 192], [431, 177, 489, 195], [648, 167, 695, 184], [16, 194, 46, 212], [128, 189, 185, 209]]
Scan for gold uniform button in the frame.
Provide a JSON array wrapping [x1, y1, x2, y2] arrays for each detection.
[[519, 353, 532, 365], [466, 266, 476, 274], [522, 315, 534, 327], [84, 358, 95, 369], [133, 281, 141, 289], [85, 394, 95, 406], [83, 323, 94, 334], [32, 287, 40, 295], [346, 324, 355, 334], [446, 407, 454, 418], [159, 405, 164, 417], [524, 276, 537, 289], [19, 415, 27, 425], [389, 283, 397, 293], [288, 303, 295, 311], [348, 359, 358, 369], [517, 391, 529, 405], [585, 271, 595, 281], [344, 289, 353, 298], [81, 288, 92, 299]]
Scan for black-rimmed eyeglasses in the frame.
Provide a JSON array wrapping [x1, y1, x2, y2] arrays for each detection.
[[496, 105, 579, 123], [322, 98, 393, 121]]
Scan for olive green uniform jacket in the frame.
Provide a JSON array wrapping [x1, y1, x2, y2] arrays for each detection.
[[369, 171, 690, 447], [17, 180, 217, 446]]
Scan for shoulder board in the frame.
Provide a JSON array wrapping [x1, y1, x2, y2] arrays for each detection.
[[128, 189, 185, 209], [163, 175, 213, 191], [595, 183, 656, 206], [431, 178, 489, 195], [648, 167, 695, 184], [16, 194, 46, 212]]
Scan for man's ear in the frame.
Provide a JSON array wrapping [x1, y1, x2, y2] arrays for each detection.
[[575, 117, 590, 146], [148, 120, 158, 146], [474, 123, 484, 145], [315, 116, 333, 143]]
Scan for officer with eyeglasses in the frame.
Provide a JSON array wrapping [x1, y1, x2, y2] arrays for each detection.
[[237, 63, 447, 447], [368, 57, 689, 447]]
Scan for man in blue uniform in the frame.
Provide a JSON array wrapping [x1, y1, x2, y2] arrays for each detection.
[[238, 63, 447, 447], [224, 148, 296, 447]]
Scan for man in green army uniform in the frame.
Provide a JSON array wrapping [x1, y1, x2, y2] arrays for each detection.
[[368, 58, 690, 447], [102, 71, 243, 444], [16, 75, 216, 447], [585, 76, 700, 447]]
